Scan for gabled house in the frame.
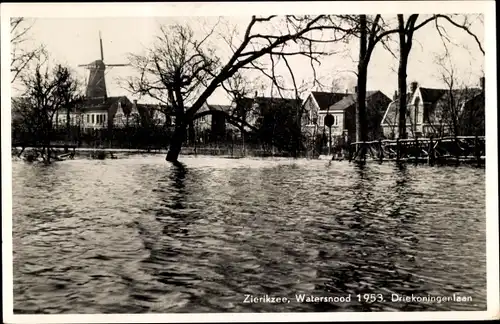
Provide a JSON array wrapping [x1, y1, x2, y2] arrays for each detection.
[[128, 102, 174, 128], [242, 96, 303, 151], [301, 91, 351, 131], [50, 96, 131, 131], [381, 78, 484, 138], [302, 89, 391, 144], [326, 90, 391, 142], [232, 95, 302, 131], [192, 103, 231, 142]]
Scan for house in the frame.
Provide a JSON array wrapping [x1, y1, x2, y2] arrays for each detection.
[[301, 91, 351, 132], [381, 78, 484, 138], [207, 104, 232, 141], [302, 89, 391, 145], [191, 103, 231, 143], [52, 97, 176, 132], [232, 96, 303, 151], [51, 96, 133, 131], [327, 90, 391, 142], [459, 87, 485, 136], [233, 96, 302, 127]]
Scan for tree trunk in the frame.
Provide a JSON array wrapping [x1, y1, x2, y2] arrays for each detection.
[[188, 122, 195, 145], [66, 108, 70, 152], [356, 15, 368, 145], [166, 122, 186, 163], [398, 55, 409, 139], [397, 15, 416, 140]]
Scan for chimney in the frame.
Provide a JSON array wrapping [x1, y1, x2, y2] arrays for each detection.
[[480, 77, 485, 91], [254, 91, 258, 98], [393, 90, 398, 101], [345, 89, 348, 94], [133, 99, 138, 106], [410, 81, 418, 93]]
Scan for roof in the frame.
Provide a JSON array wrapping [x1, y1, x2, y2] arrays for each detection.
[[419, 88, 447, 103], [310, 91, 350, 110], [381, 96, 413, 126], [254, 96, 302, 105], [208, 104, 232, 113], [328, 91, 378, 111], [419, 87, 482, 104], [79, 96, 131, 113]]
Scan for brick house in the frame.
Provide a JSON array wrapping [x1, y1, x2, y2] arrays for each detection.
[[302, 89, 391, 147], [381, 78, 484, 138]]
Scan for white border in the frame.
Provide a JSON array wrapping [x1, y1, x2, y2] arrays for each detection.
[[1, 1, 498, 323]]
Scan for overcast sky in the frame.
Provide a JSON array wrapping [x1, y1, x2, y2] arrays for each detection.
[[10, 12, 485, 105]]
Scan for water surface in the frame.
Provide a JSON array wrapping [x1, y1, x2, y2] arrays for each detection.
[[12, 156, 486, 313]]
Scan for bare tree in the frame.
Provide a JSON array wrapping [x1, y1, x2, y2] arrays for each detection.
[[341, 14, 483, 143], [334, 15, 399, 150], [395, 14, 484, 139], [431, 54, 483, 137], [16, 53, 81, 163], [10, 17, 44, 84], [127, 16, 356, 163]]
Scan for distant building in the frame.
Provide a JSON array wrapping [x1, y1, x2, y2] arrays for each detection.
[[192, 103, 234, 143], [327, 90, 391, 141], [381, 78, 484, 138], [231, 95, 302, 151], [52, 96, 132, 131], [52, 97, 177, 131], [234, 95, 303, 129], [302, 89, 391, 144], [302, 91, 351, 129]]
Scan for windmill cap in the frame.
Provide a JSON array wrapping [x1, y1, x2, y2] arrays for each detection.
[[90, 60, 106, 68]]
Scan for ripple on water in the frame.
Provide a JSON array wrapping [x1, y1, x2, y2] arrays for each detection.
[[11, 156, 486, 313]]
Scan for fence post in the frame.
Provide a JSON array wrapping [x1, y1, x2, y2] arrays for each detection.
[[378, 138, 383, 163], [454, 135, 460, 167], [414, 137, 419, 165], [428, 137, 434, 166], [474, 135, 481, 166]]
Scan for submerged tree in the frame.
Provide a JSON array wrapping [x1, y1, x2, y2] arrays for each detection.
[[127, 16, 356, 163], [15, 53, 81, 163]]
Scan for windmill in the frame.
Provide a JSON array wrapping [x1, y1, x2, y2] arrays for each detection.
[[78, 31, 129, 100]]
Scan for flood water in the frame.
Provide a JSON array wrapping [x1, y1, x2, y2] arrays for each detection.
[[11, 155, 486, 313]]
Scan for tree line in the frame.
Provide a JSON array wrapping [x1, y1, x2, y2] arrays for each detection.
[[11, 15, 484, 163]]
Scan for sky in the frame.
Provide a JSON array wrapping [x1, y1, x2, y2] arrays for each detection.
[[11, 13, 485, 106]]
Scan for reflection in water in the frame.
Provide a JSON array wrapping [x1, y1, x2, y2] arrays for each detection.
[[12, 156, 486, 313]]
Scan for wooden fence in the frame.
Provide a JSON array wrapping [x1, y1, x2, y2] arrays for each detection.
[[348, 136, 485, 166]]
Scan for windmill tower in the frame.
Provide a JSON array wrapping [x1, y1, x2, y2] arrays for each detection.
[[78, 31, 129, 101]]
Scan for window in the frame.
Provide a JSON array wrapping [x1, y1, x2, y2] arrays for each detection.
[[414, 97, 421, 123], [92, 114, 95, 124], [103, 114, 107, 123], [87, 115, 90, 123]]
